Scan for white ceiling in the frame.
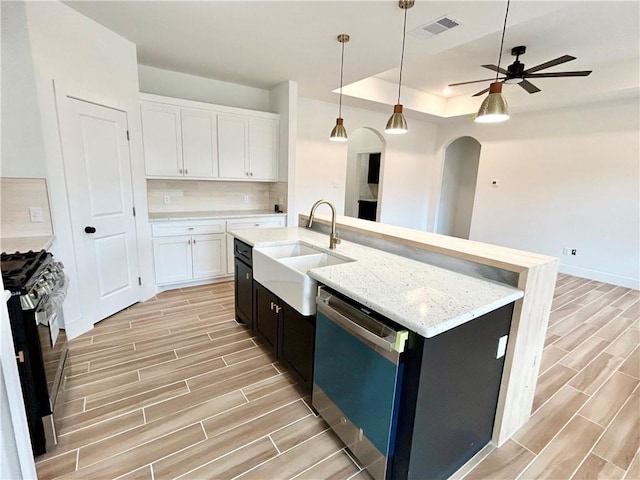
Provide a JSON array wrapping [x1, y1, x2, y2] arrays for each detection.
[[65, 1, 640, 121]]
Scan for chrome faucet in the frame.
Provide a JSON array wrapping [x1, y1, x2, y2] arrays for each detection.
[[306, 200, 341, 249]]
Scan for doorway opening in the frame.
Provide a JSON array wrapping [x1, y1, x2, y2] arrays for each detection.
[[436, 136, 481, 239], [344, 127, 385, 222]]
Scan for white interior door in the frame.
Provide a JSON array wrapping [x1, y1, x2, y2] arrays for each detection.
[[59, 97, 140, 323]]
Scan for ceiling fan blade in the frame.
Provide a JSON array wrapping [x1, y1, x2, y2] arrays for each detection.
[[472, 87, 490, 97], [524, 55, 576, 73], [519, 79, 541, 94], [448, 77, 501, 87], [525, 71, 592, 78], [481, 64, 509, 75]]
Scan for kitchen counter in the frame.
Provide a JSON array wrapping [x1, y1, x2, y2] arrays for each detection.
[[1, 235, 54, 254], [148, 210, 286, 222], [230, 227, 523, 338]]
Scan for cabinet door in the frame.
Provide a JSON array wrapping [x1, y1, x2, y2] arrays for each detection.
[[153, 237, 192, 284], [192, 234, 226, 279], [279, 302, 315, 391], [181, 108, 218, 178], [141, 102, 183, 177], [234, 258, 253, 328], [248, 118, 278, 181], [253, 282, 279, 353], [218, 115, 248, 179]]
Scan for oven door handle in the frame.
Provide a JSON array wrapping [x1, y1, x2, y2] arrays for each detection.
[[316, 294, 408, 353]]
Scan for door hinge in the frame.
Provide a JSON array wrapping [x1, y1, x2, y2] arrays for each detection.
[[138, 277, 142, 286], [133, 207, 136, 217], [126, 130, 130, 141]]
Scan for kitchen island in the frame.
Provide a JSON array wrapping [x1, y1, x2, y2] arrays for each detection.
[[230, 226, 529, 479]]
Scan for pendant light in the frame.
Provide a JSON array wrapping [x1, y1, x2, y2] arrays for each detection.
[[329, 34, 350, 142], [475, 0, 511, 123], [385, 0, 414, 135]]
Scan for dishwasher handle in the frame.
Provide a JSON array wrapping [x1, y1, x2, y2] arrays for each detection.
[[316, 289, 408, 354]]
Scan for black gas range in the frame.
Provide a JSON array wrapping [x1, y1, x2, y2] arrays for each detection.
[[1, 249, 69, 456]]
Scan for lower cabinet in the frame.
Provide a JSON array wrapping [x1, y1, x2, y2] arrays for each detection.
[[153, 234, 226, 285], [234, 257, 253, 328], [253, 281, 315, 391]]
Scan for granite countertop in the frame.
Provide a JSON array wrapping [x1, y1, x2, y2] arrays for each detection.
[[148, 210, 286, 222], [1, 235, 55, 254], [229, 227, 524, 338]]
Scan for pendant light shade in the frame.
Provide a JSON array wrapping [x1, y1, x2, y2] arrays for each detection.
[[329, 34, 350, 142], [475, 82, 509, 123], [475, 0, 511, 124], [385, 0, 413, 135]]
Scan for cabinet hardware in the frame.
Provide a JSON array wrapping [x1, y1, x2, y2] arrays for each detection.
[[275, 305, 282, 313], [16, 351, 24, 363], [254, 224, 259, 227], [193, 239, 197, 244], [188, 227, 194, 230], [188, 239, 191, 245], [185, 169, 188, 175], [270, 301, 276, 310], [179, 168, 183, 174], [246, 273, 250, 280], [249, 172, 253, 176]]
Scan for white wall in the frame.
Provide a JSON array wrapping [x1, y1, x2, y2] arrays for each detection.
[[295, 97, 437, 229], [432, 99, 640, 288], [139, 64, 270, 112], [0, 2, 46, 178], [21, 1, 154, 337]]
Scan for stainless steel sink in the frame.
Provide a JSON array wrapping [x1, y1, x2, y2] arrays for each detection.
[[252, 242, 354, 315]]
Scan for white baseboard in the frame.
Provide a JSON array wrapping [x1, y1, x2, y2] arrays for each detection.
[[155, 275, 233, 294], [559, 264, 639, 289]]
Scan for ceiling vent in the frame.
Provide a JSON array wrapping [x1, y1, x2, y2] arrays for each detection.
[[411, 16, 460, 39]]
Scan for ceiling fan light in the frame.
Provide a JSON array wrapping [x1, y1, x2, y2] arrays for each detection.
[[504, 77, 523, 84], [475, 82, 509, 123], [329, 117, 348, 142], [385, 104, 408, 134]]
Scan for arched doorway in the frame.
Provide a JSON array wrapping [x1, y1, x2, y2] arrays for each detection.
[[344, 127, 385, 221], [436, 136, 481, 239]]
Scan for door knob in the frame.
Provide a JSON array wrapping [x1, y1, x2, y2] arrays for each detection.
[[84, 226, 96, 234]]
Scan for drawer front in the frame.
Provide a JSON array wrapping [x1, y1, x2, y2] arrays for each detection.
[[226, 216, 285, 231], [234, 238, 253, 265], [152, 220, 225, 237]]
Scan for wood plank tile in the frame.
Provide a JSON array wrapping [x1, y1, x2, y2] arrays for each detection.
[[611, 291, 640, 310], [539, 345, 569, 374], [116, 465, 153, 480], [520, 415, 603, 479], [144, 364, 279, 423], [580, 372, 639, 427], [242, 372, 298, 401], [623, 451, 640, 480], [35, 450, 77, 480], [545, 332, 561, 347], [533, 364, 578, 412], [513, 385, 589, 454], [569, 352, 624, 395], [604, 321, 639, 358], [559, 336, 611, 371], [72, 424, 206, 478], [235, 429, 345, 479], [223, 345, 268, 365], [620, 300, 639, 319], [593, 395, 640, 470], [462, 439, 535, 480], [271, 414, 329, 453], [59, 381, 188, 435], [58, 397, 85, 418], [295, 449, 361, 480], [77, 391, 246, 469], [187, 354, 272, 390], [63, 371, 140, 401], [154, 400, 310, 479], [595, 316, 636, 342], [571, 453, 626, 480], [180, 437, 278, 480], [619, 346, 640, 379]]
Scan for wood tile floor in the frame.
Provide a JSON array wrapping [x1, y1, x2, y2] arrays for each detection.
[[35, 275, 639, 479]]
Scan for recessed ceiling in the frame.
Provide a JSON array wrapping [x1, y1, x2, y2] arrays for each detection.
[[64, 1, 640, 120]]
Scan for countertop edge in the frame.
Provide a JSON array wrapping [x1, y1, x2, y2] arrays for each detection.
[[149, 211, 287, 222], [1, 235, 55, 254]]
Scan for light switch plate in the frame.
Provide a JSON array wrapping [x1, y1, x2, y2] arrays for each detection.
[[496, 335, 508, 359], [29, 207, 44, 223]]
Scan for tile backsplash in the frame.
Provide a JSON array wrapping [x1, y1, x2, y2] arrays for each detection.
[[147, 180, 276, 212], [0, 177, 53, 238]]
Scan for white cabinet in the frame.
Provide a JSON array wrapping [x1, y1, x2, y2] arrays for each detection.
[[153, 236, 193, 284], [141, 103, 183, 177], [141, 94, 279, 182], [192, 234, 226, 279], [225, 216, 286, 274]]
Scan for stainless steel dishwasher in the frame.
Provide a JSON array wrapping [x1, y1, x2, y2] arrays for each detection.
[[313, 287, 408, 480]]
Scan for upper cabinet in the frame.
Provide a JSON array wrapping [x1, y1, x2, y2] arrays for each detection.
[[140, 94, 278, 182]]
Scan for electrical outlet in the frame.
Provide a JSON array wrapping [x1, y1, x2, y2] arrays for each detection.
[[243, 195, 249, 204], [562, 247, 569, 255], [163, 195, 171, 205], [491, 179, 499, 187], [571, 249, 577, 256], [29, 207, 43, 223]]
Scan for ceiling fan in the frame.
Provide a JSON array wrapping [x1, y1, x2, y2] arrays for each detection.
[[449, 45, 593, 97]]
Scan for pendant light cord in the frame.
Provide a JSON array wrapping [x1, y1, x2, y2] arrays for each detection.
[[495, 0, 510, 82], [397, 5, 408, 104], [338, 39, 345, 118]]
